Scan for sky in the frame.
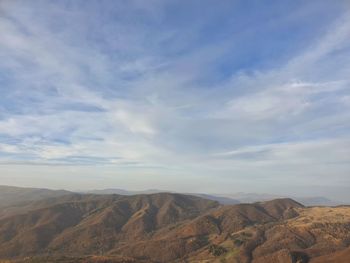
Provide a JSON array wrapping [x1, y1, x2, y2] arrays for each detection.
[[0, 0, 350, 201]]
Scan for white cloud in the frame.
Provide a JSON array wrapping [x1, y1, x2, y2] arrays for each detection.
[[0, 1, 349, 198]]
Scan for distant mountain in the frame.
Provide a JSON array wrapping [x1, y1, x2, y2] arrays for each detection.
[[216, 192, 283, 203], [85, 188, 131, 195], [86, 188, 163, 195], [3, 185, 340, 208], [0, 193, 106, 220], [85, 189, 240, 204], [0, 185, 72, 208], [215, 192, 341, 206], [192, 193, 240, 205], [294, 196, 340, 206], [0, 190, 349, 263]]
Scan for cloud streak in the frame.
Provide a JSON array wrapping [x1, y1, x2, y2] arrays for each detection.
[[0, 1, 349, 199]]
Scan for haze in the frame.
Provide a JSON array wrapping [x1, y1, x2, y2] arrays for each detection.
[[0, 1, 350, 202]]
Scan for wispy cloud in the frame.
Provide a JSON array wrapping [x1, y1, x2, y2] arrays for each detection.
[[0, 1, 349, 197]]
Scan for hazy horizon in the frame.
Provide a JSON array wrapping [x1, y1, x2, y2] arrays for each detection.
[[1, 1, 350, 202]]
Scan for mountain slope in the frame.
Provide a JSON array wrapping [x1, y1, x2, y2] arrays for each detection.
[[111, 198, 304, 262], [0, 193, 218, 259], [0, 193, 349, 263]]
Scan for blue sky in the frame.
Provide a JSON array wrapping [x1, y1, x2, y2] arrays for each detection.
[[0, 0, 350, 200]]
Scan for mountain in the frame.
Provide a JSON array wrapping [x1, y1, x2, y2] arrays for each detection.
[[83, 187, 344, 207], [86, 188, 341, 206], [0, 188, 349, 262], [190, 193, 240, 205], [217, 192, 282, 203], [86, 188, 132, 195], [0, 185, 72, 208], [0, 193, 108, 220], [216, 192, 341, 206], [0, 192, 218, 260], [85, 188, 164, 195], [294, 196, 340, 206], [86, 189, 241, 205]]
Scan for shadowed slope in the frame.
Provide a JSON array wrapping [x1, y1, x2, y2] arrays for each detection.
[[0, 193, 218, 259], [112, 198, 304, 262]]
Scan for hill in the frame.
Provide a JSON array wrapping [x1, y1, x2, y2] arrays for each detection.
[[0, 191, 349, 263], [0, 192, 218, 260]]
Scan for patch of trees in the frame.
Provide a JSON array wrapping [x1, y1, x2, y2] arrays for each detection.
[[209, 244, 227, 256]]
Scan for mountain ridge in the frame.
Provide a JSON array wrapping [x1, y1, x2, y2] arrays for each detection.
[[0, 186, 349, 262]]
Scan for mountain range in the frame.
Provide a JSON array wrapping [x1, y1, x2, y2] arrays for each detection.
[[85, 188, 341, 206], [0, 185, 349, 262]]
